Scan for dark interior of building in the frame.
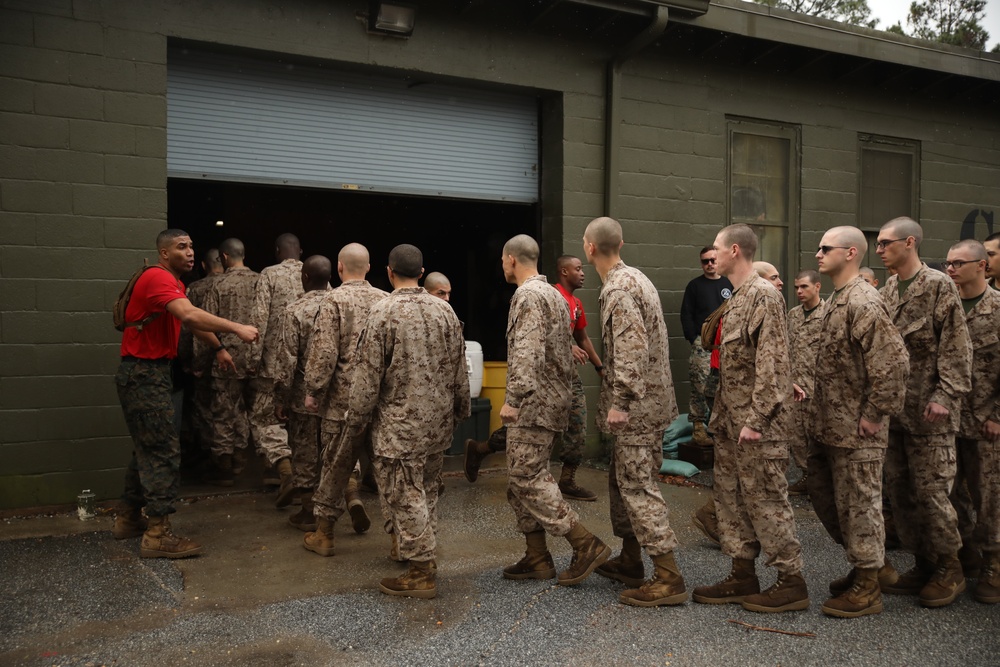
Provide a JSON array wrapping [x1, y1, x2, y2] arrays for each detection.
[[168, 179, 540, 360]]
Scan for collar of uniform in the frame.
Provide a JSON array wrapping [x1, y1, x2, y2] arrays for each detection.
[[895, 263, 933, 303], [225, 266, 254, 274], [968, 285, 1000, 319], [830, 275, 865, 307], [395, 286, 424, 294], [523, 274, 548, 286]]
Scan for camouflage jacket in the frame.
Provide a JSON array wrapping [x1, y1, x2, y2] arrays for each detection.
[[177, 273, 220, 374], [787, 299, 825, 396], [505, 275, 573, 432], [272, 290, 329, 415], [883, 264, 972, 435], [303, 280, 388, 423], [348, 287, 471, 459], [710, 272, 793, 445], [809, 276, 908, 449], [598, 261, 678, 435], [197, 266, 259, 379], [960, 287, 1000, 440], [252, 259, 304, 379]]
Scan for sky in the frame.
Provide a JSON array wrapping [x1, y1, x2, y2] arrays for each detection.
[[866, 0, 1000, 50]]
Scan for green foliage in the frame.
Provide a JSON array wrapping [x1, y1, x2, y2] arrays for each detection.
[[752, 0, 878, 28], [903, 0, 990, 50]]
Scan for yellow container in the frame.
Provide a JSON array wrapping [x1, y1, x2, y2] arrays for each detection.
[[481, 361, 508, 434]]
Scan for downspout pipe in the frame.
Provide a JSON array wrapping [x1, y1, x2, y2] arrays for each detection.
[[604, 5, 670, 217]]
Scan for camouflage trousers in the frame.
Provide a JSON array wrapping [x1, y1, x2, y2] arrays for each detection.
[[373, 450, 445, 563], [287, 410, 322, 491], [788, 400, 809, 471], [506, 425, 578, 537], [609, 433, 678, 556], [314, 420, 371, 522], [951, 437, 1000, 553], [714, 435, 804, 574], [115, 359, 181, 517], [485, 373, 586, 466], [209, 377, 290, 464], [687, 338, 713, 424], [807, 440, 885, 569], [885, 431, 961, 559]]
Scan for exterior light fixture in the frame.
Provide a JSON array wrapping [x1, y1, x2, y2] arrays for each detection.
[[215, 220, 224, 227], [368, 1, 416, 37]]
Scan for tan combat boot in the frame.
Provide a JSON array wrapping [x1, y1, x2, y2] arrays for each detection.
[[140, 515, 202, 559], [303, 517, 335, 557], [693, 558, 759, 604], [558, 464, 597, 502], [974, 552, 1000, 604], [919, 554, 966, 607], [274, 458, 296, 508], [112, 506, 147, 540], [691, 499, 720, 546], [829, 562, 899, 596], [822, 567, 882, 618], [596, 535, 645, 587], [380, 559, 437, 599], [504, 530, 556, 580], [464, 439, 490, 483], [691, 421, 714, 447], [558, 523, 610, 586], [882, 555, 935, 595], [346, 475, 371, 534], [786, 474, 808, 496], [741, 572, 810, 613], [289, 492, 317, 531], [619, 551, 688, 607]]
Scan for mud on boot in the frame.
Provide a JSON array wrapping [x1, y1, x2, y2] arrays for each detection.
[[619, 552, 688, 607], [693, 558, 759, 604], [504, 530, 556, 580], [380, 559, 437, 599], [596, 536, 645, 588], [558, 523, 610, 586], [741, 572, 809, 613], [140, 516, 202, 559]]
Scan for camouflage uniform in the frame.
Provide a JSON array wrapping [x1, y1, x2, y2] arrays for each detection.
[[305, 280, 387, 522], [955, 287, 1000, 554], [882, 264, 972, 561], [710, 273, 803, 575], [787, 299, 825, 470], [348, 287, 470, 562], [504, 275, 577, 536], [688, 338, 713, 424], [598, 261, 680, 556], [807, 276, 908, 569], [248, 259, 303, 464], [178, 274, 219, 448], [272, 290, 329, 491]]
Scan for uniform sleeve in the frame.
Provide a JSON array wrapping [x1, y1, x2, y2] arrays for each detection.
[[192, 280, 220, 363], [250, 271, 273, 368], [504, 293, 543, 409], [930, 281, 973, 407], [347, 311, 386, 426], [747, 292, 791, 432], [451, 317, 472, 422], [854, 301, 909, 423], [606, 289, 648, 413], [302, 300, 340, 398]]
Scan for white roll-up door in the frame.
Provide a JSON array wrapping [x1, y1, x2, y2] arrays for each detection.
[[167, 47, 539, 202]]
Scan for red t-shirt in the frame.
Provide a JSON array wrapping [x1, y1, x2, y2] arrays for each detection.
[[119, 266, 187, 360], [554, 283, 587, 333]]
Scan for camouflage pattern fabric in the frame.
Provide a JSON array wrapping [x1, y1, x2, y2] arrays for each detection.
[[958, 287, 1000, 441], [506, 425, 579, 536], [197, 266, 259, 379], [807, 440, 886, 569], [252, 258, 304, 380], [313, 421, 370, 522], [287, 411, 322, 490], [208, 377, 251, 458], [687, 337, 712, 424], [373, 450, 444, 562], [609, 433, 679, 556], [116, 359, 181, 517], [786, 299, 825, 470], [504, 275, 572, 432], [555, 372, 587, 466], [980, 439, 1000, 553]]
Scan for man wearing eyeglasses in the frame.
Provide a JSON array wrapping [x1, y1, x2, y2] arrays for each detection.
[[809, 227, 908, 617], [876, 217, 972, 608], [680, 246, 733, 450], [945, 239, 1000, 604]]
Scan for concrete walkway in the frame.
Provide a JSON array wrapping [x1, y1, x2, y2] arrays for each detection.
[[1, 463, 998, 666]]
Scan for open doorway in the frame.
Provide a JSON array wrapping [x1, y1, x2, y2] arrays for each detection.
[[169, 178, 540, 360]]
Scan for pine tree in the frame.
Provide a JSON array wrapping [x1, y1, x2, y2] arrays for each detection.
[[753, 0, 877, 29], [888, 0, 990, 50]]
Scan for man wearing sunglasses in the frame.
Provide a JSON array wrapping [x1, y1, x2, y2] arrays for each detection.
[[876, 217, 972, 608], [680, 247, 733, 450], [809, 227, 908, 617], [945, 239, 1000, 604]]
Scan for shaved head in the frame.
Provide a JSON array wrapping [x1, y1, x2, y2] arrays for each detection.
[[388, 244, 423, 279], [719, 224, 758, 258], [584, 217, 623, 256], [502, 234, 540, 266], [338, 243, 370, 276], [424, 272, 451, 291], [949, 239, 988, 261], [219, 237, 245, 260], [826, 226, 868, 261], [275, 233, 301, 260], [881, 217, 923, 248], [754, 262, 778, 278], [302, 255, 332, 286], [859, 266, 876, 280]]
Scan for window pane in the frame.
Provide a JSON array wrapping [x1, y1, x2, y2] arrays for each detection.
[[860, 148, 913, 228], [731, 133, 790, 226], [752, 224, 788, 275]]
